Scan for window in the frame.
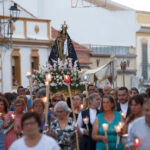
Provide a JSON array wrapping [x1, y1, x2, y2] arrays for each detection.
[[11, 49, 21, 88], [30, 49, 39, 73], [142, 42, 148, 79], [96, 59, 100, 67]]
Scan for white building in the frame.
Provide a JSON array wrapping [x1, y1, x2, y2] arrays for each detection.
[[1, 0, 148, 91], [0, 0, 51, 92]]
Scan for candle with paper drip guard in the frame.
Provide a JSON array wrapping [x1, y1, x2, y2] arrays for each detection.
[[83, 117, 89, 130], [0, 112, 2, 117], [64, 75, 79, 150], [64, 75, 71, 83], [102, 123, 109, 150], [134, 138, 140, 150], [115, 125, 121, 148], [26, 72, 33, 103]]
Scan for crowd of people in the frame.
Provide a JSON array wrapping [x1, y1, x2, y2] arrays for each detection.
[[0, 85, 150, 150]]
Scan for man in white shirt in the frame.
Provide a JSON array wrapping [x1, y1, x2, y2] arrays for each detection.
[[117, 87, 130, 118], [9, 112, 60, 150], [77, 93, 101, 150], [128, 99, 150, 150]]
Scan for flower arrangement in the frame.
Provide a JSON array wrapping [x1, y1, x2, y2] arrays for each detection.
[[32, 58, 85, 93]]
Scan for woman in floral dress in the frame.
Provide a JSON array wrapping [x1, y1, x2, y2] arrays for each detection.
[[49, 101, 80, 150]]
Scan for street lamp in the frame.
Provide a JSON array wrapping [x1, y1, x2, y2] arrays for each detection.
[[7, 3, 20, 45], [1, 3, 20, 45], [9, 3, 20, 21], [120, 59, 127, 86]]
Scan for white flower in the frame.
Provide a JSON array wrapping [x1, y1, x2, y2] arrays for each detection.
[[51, 82, 56, 87], [39, 83, 44, 87], [76, 84, 79, 87]]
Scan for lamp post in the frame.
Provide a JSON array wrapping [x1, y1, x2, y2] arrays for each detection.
[[1, 3, 20, 45], [8, 3, 20, 45], [120, 59, 127, 87]]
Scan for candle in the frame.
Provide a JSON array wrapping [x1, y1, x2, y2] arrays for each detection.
[[42, 97, 47, 104], [45, 81, 49, 87], [64, 75, 71, 83], [83, 75, 88, 81], [118, 121, 124, 128], [121, 112, 126, 119], [134, 138, 140, 148], [83, 117, 89, 130], [102, 123, 109, 150], [115, 125, 121, 133], [11, 114, 15, 119], [80, 104, 83, 110], [26, 72, 31, 79], [102, 123, 108, 131], [26, 72, 33, 103], [65, 75, 79, 150], [46, 73, 52, 82], [115, 125, 121, 148], [0, 113, 2, 118]]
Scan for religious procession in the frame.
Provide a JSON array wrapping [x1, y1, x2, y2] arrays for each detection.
[[0, 0, 150, 150]]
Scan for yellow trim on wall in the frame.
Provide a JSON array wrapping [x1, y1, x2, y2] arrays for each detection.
[[137, 14, 150, 24], [137, 32, 150, 37]]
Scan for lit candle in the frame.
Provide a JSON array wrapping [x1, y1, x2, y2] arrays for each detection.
[[115, 125, 121, 133], [83, 117, 89, 130], [80, 104, 83, 110], [26, 72, 31, 79], [0, 113, 2, 117], [121, 112, 126, 119], [102, 123, 109, 150], [64, 75, 71, 84], [42, 97, 47, 104], [45, 81, 49, 87], [102, 123, 108, 131], [118, 121, 124, 128], [65, 74, 79, 150], [83, 75, 88, 81], [46, 73, 52, 82], [26, 72, 33, 103], [134, 138, 140, 149], [115, 125, 121, 148], [11, 114, 15, 119]]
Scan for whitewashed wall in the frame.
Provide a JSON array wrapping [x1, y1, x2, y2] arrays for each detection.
[[1, 46, 50, 92], [10, 0, 139, 46], [40, 0, 139, 47]]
